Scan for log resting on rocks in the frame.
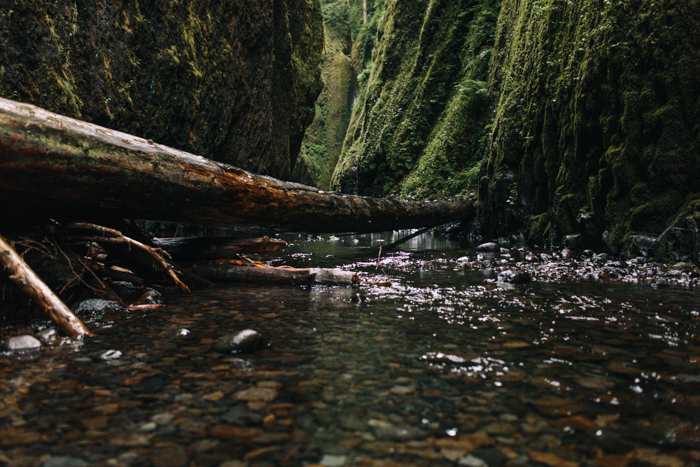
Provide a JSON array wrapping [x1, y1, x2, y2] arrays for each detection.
[[0, 98, 475, 234], [193, 261, 359, 286]]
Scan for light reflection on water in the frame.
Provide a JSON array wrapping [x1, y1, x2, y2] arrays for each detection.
[[1, 231, 699, 466]]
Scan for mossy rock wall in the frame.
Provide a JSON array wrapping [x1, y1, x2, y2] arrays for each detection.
[[479, 0, 700, 257], [292, 0, 373, 189], [332, 0, 501, 198], [0, 0, 324, 180]]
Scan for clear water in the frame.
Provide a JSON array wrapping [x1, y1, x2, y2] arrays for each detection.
[[1, 232, 699, 467]]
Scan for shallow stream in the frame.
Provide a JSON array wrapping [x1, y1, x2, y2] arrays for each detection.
[[1, 232, 699, 467]]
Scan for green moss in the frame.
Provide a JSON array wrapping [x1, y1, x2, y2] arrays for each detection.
[[479, 0, 700, 254], [1, 0, 324, 180], [332, 0, 502, 197]]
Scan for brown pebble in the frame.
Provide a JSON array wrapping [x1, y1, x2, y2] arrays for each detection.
[[152, 445, 189, 467], [0, 428, 41, 447], [210, 424, 263, 440]]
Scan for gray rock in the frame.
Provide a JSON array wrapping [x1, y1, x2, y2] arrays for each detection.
[[215, 329, 267, 353], [476, 242, 500, 252], [175, 328, 197, 341], [320, 455, 347, 467], [221, 405, 264, 426], [41, 457, 89, 467], [373, 425, 427, 441], [72, 299, 122, 316], [37, 328, 58, 341], [496, 269, 531, 285], [458, 454, 487, 467], [100, 349, 123, 360], [4, 335, 41, 351]]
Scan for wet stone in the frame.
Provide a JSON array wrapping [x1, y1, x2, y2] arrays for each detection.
[[215, 329, 268, 353], [234, 386, 278, 403], [37, 328, 58, 341], [4, 335, 41, 350], [458, 455, 488, 467], [40, 457, 89, 467], [152, 445, 189, 467], [477, 242, 500, 252], [373, 425, 427, 441], [100, 349, 123, 360], [496, 269, 531, 284], [221, 405, 264, 426], [72, 298, 123, 316], [321, 454, 348, 466]]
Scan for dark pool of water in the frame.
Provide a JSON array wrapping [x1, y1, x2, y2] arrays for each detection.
[[1, 232, 699, 467]]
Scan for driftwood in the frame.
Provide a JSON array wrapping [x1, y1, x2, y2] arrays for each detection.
[[194, 260, 359, 286], [0, 235, 91, 338], [0, 97, 475, 233], [61, 223, 190, 292]]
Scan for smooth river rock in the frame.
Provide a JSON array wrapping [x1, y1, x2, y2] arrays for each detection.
[[214, 329, 267, 354], [4, 335, 41, 350]]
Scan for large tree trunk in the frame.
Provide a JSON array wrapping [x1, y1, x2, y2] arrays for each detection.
[[0, 98, 475, 233]]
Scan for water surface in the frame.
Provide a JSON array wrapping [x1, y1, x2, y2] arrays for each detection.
[[1, 232, 699, 467]]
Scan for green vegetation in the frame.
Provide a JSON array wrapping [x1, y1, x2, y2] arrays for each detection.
[[0, 0, 324, 180], [480, 0, 700, 255], [331, 0, 501, 198], [293, 0, 383, 189]]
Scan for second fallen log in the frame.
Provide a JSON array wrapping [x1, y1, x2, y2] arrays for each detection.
[[193, 261, 359, 286], [0, 98, 475, 234]]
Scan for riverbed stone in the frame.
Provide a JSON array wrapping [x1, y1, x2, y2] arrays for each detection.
[[320, 454, 348, 466], [4, 335, 41, 350], [458, 454, 488, 467], [477, 242, 500, 252], [37, 328, 58, 341], [152, 445, 189, 467], [215, 329, 268, 353], [72, 298, 123, 316], [234, 386, 278, 403], [221, 405, 264, 426], [40, 457, 89, 467]]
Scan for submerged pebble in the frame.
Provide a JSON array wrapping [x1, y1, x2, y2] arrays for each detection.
[[40, 457, 88, 467], [214, 329, 267, 353]]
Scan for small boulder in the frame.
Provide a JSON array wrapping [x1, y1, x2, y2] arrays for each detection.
[[496, 270, 531, 285], [71, 299, 123, 316], [476, 242, 500, 253], [214, 330, 267, 354], [4, 335, 42, 351]]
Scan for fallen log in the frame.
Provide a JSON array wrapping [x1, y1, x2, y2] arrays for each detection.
[[0, 235, 91, 338], [0, 97, 475, 233], [193, 261, 359, 286]]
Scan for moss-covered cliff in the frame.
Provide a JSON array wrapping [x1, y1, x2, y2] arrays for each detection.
[[292, 0, 376, 189], [479, 0, 700, 259], [0, 0, 323, 180], [332, 0, 501, 197]]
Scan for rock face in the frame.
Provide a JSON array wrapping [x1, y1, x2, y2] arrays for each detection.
[[331, 0, 500, 197], [0, 0, 324, 180], [478, 0, 700, 259]]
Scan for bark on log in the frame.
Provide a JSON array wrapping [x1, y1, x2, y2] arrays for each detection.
[[0, 235, 91, 338], [193, 261, 359, 286], [0, 98, 475, 234]]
